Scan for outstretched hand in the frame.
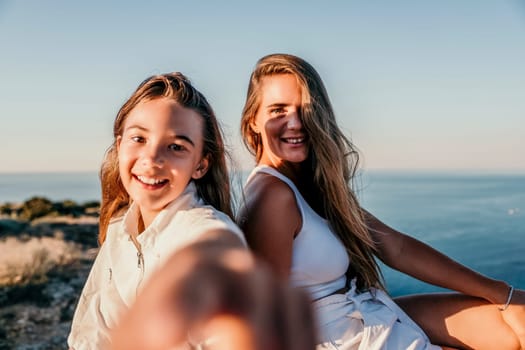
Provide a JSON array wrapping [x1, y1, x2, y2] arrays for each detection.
[[110, 239, 316, 350], [501, 288, 525, 349]]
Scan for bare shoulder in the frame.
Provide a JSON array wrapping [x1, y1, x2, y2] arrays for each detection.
[[238, 173, 301, 240], [237, 173, 300, 277], [240, 173, 298, 219]]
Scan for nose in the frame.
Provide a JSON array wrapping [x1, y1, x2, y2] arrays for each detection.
[[141, 143, 164, 167], [287, 112, 302, 130]]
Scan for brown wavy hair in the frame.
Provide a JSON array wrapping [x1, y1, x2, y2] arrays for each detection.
[[98, 72, 233, 244], [240, 53, 384, 290]]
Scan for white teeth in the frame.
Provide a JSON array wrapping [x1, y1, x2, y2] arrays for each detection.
[[286, 138, 304, 144], [137, 175, 164, 185]]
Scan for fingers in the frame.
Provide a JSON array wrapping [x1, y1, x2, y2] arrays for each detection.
[[111, 240, 316, 350], [178, 244, 314, 350]]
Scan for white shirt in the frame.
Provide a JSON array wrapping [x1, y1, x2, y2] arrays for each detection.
[[68, 182, 245, 350]]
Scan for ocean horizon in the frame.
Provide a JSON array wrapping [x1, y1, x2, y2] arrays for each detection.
[[2, 169, 524, 203], [1, 170, 523, 295]]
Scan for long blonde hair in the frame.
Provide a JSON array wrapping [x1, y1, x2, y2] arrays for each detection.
[[98, 72, 233, 244], [241, 54, 383, 290]]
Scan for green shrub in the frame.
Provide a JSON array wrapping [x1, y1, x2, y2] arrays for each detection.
[[19, 197, 53, 221], [0, 203, 12, 215]]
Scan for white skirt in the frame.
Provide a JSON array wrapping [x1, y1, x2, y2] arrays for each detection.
[[313, 280, 440, 350]]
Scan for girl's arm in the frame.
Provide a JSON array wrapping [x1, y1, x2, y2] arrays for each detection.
[[364, 210, 511, 305], [68, 242, 118, 350], [110, 239, 316, 350], [194, 227, 247, 249]]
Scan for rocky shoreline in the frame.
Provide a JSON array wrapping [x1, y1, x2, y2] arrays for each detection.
[[0, 198, 99, 349]]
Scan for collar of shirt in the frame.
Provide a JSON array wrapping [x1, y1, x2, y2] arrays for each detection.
[[122, 181, 202, 245]]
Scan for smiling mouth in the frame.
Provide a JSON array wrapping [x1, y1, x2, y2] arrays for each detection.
[[135, 175, 169, 188], [282, 137, 305, 144]]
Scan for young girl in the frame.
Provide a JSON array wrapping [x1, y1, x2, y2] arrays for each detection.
[[237, 53, 525, 349], [68, 72, 246, 349]]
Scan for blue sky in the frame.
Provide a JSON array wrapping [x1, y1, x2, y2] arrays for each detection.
[[1, 1, 524, 173]]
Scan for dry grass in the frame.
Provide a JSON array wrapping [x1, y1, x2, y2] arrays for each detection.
[[0, 235, 83, 287]]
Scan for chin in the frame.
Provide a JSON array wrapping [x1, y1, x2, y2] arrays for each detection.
[[285, 153, 308, 164]]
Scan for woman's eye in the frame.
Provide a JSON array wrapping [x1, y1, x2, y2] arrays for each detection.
[[270, 107, 286, 116]]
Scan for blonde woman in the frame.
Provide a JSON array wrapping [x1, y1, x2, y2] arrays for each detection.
[[237, 53, 525, 349]]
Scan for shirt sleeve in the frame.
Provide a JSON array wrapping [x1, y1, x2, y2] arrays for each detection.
[[67, 241, 123, 350]]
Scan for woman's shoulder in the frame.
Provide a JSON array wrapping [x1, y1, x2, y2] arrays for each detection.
[[238, 171, 302, 243], [245, 171, 297, 203], [240, 171, 301, 225]]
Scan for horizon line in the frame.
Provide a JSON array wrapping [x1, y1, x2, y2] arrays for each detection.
[[1, 168, 525, 175]]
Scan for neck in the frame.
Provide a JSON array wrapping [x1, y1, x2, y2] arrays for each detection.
[[137, 214, 145, 234], [138, 209, 159, 234]]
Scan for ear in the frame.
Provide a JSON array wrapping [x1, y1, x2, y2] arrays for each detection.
[[250, 120, 260, 134], [192, 156, 210, 180], [116, 135, 122, 152]]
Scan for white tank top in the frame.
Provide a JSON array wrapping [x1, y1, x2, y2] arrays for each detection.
[[246, 165, 349, 300]]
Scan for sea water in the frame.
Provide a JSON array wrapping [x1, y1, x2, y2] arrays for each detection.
[[358, 171, 524, 295], [0, 170, 523, 295], [0, 172, 100, 204]]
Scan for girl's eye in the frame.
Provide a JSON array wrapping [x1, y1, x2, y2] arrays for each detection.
[[131, 136, 145, 143], [168, 144, 185, 152]]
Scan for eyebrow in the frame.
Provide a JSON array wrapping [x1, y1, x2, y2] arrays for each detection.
[[175, 135, 195, 146], [265, 103, 287, 109], [124, 125, 195, 146]]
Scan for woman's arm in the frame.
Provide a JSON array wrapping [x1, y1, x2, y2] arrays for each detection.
[[237, 175, 301, 279], [365, 210, 525, 348], [364, 209, 511, 305]]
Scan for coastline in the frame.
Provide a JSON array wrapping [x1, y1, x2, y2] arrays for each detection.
[[1, 171, 523, 348]]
